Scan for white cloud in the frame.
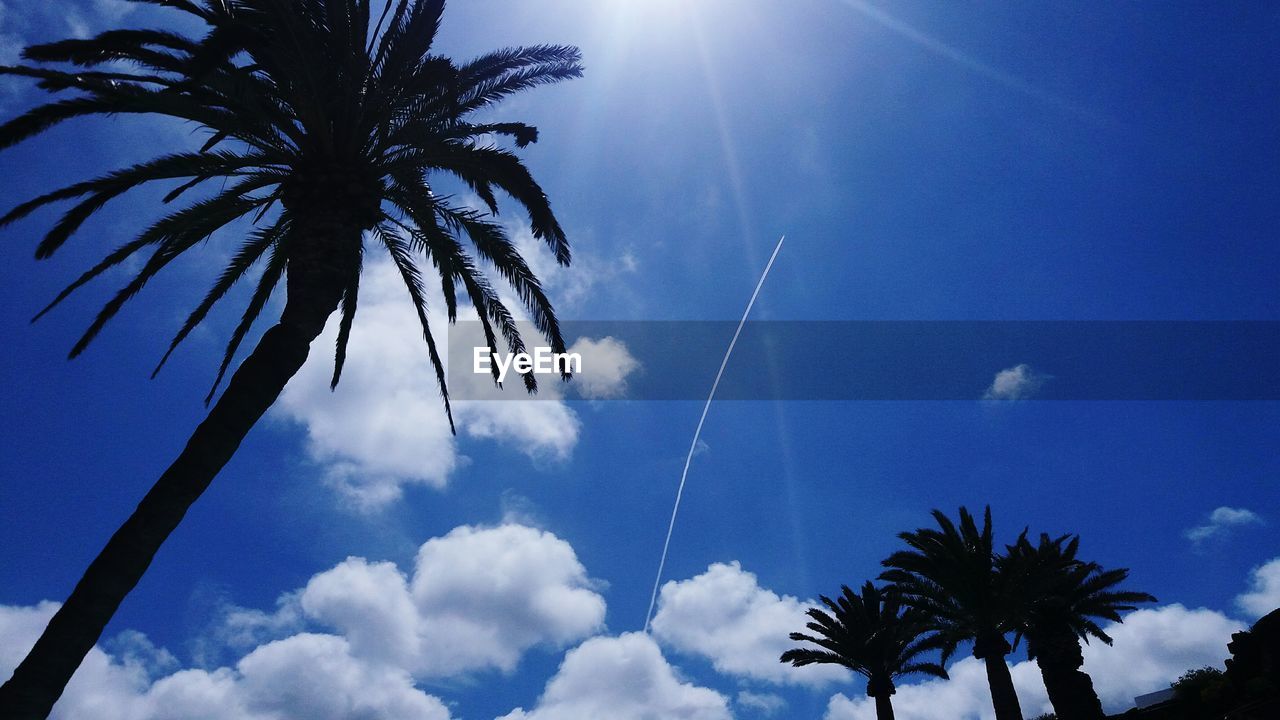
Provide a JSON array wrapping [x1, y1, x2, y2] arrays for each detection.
[[983, 364, 1048, 400], [1080, 604, 1240, 707], [103, 631, 179, 679], [275, 260, 583, 509], [301, 523, 606, 677], [211, 591, 306, 652], [497, 633, 731, 720], [1185, 506, 1263, 545], [454, 398, 581, 466], [1236, 557, 1280, 619], [736, 690, 787, 715], [506, 221, 638, 313], [0, 602, 152, 720], [825, 655, 1048, 720], [225, 634, 450, 720], [566, 336, 641, 399], [274, 260, 461, 506], [2, 523, 605, 719], [823, 603, 1240, 720], [651, 561, 850, 687], [1, 605, 450, 720]]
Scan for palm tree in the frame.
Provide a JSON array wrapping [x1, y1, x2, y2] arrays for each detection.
[[880, 506, 1025, 720], [999, 532, 1156, 720], [0, 1, 581, 715], [781, 582, 948, 720]]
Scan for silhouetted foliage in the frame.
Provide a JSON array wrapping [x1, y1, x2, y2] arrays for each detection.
[[0, 1, 581, 715], [781, 582, 947, 720], [1173, 667, 1233, 715], [881, 506, 1026, 720], [1000, 531, 1155, 720], [1149, 616, 1280, 719]]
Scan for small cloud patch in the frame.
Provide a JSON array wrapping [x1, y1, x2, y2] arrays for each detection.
[[737, 690, 787, 715], [1185, 506, 1263, 546], [566, 336, 641, 400], [983, 363, 1049, 401]]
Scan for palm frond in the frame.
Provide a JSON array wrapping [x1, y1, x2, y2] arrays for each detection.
[[998, 530, 1156, 660], [456, 45, 583, 113], [375, 224, 453, 432], [67, 192, 269, 357], [3, 0, 581, 419], [153, 220, 288, 376], [206, 245, 287, 404], [329, 242, 364, 389], [781, 581, 943, 687]]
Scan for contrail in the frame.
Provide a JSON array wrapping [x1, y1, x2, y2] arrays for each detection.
[[643, 235, 786, 633]]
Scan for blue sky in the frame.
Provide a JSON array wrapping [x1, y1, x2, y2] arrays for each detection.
[[1, 1, 1278, 719]]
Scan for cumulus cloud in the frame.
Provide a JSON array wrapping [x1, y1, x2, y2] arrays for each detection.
[[1236, 557, 1280, 618], [211, 634, 451, 720], [565, 336, 641, 400], [1080, 604, 1241, 707], [264, 199, 640, 509], [301, 523, 606, 677], [824, 603, 1241, 720], [497, 633, 731, 720], [212, 591, 306, 652], [2, 523, 604, 719], [271, 224, 642, 510], [275, 260, 583, 509], [651, 561, 850, 687], [1185, 506, 1263, 546], [983, 363, 1049, 400], [1, 605, 450, 720], [826, 654, 1048, 720]]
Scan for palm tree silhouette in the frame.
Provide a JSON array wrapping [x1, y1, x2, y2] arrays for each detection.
[[1000, 531, 1156, 720], [880, 506, 1025, 720], [0, 1, 581, 715], [781, 582, 948, 720]]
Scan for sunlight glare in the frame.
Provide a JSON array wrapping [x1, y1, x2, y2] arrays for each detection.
[[601, 0, 699, 25]]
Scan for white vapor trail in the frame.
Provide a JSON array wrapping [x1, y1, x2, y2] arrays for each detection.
[[643, 235, 786, 633]]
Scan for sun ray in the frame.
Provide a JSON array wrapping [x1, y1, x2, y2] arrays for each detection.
[[838, 0, 1107, 124]]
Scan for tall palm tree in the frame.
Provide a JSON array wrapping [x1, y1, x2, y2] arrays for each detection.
[[0, 1, 581, 715], [999, 532, 1156, 720], [781, 582, 948, 720], [880, 506, 1025, 720]]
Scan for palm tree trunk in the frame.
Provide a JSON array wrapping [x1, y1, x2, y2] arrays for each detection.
[[0, 237, 349, 719], [873, 692, 896, 720], [1033, 634, 1105, 720], [982, 653, 1025, 720]]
